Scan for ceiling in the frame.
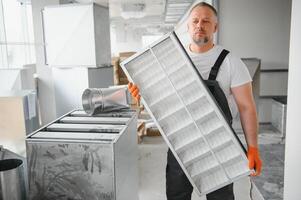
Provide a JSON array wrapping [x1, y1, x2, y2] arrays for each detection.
[[75, 0, 195, 35]]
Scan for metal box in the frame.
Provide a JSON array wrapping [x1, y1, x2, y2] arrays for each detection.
[[271, 97, 287, 137], [42, 3, 111, 67], [121, 32, 250, 196], [26, 110, 138, 200]]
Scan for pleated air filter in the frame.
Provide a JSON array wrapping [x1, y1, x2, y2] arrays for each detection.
[[120, 32, 251, 196]]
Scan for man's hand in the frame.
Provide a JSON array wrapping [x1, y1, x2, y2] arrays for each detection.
[[247, 146, 262, 176], [128, 82, 141, 102]]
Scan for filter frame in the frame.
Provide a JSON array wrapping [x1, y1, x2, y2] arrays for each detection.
[[120, 31, 251, 196]]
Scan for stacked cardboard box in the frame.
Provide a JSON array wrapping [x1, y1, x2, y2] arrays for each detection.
[[112, 52, 136, 85], [112, 52, 139, 106]]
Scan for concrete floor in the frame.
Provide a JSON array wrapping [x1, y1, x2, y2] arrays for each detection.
[[138, 124, 284, 200], [251, 125, 285, 200]]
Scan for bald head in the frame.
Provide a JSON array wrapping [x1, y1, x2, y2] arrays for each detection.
[[189, 2, 217, 18]]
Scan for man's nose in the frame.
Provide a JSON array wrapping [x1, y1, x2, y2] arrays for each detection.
[[196, 21, 204, 29]]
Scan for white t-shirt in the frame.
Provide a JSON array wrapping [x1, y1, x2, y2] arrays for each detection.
[[186, 45, 252, 117]]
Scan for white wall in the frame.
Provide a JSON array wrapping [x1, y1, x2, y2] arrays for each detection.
[[218, 0, 291, 123], [110, 26, 143, 57], [284, 0, 301, 199], [218, 0, 291, 70]]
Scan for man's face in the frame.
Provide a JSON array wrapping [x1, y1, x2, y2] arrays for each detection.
[[187, 6, 217, 46]]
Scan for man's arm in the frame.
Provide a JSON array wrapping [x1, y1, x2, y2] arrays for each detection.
[[231, 82, 262, 176], [231, 82, 258, 147]]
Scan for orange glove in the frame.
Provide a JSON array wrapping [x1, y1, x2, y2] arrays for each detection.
[[128, 82, 141, 102], [247, 146, 262, 176]]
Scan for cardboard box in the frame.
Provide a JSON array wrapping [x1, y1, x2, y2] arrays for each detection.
[[0, 90, 39, 156], [146, 127, 161, 136], [112, 54, 134, 86], [112, 52, 138, 105], [137, 121, 146, 143], [112, 57, 121, 85], [119, 52, 136, 58]]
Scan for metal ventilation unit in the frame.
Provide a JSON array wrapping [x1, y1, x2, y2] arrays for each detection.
[[120, 32, 250, 196], [26, 109, 138, 200]]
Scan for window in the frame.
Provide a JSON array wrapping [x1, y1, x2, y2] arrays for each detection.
[[0, 0, 35, 68]]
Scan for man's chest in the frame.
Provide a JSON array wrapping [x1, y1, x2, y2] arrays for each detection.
[[190, 57, 232, 95]]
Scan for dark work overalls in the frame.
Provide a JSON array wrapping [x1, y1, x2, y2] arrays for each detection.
[[166, 49, 235, 200]]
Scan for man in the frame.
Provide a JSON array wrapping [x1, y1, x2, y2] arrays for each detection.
[[129, 2, 262, 200]]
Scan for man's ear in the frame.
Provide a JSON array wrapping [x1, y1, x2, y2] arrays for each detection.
[[214, 23, 218, 33]]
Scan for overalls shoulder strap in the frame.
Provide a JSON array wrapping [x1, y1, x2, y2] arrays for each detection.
[[208, 49, 230, 80]]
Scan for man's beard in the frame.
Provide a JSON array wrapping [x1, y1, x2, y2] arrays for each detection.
[[193, 36, 209, 46]]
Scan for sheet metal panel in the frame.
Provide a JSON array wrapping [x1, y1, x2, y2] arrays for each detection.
[[46, 123, 124, 133], [120, 32, 250, 195], [26, 142, 115, 199], [32, 131, 119, 141], [60, 116, 129, 125], [26, 109, 138, 200], [70, 110, 135, 118]]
